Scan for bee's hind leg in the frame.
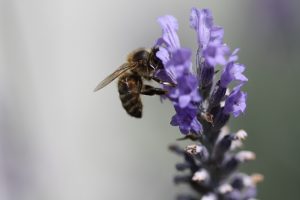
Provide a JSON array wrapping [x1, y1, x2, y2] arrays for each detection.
[[140, 85, 167, 96]]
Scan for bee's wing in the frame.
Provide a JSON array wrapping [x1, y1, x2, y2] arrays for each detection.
[[93, 63, 137, 92]]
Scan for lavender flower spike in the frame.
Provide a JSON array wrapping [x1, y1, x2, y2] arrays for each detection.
[[155, 7, 262, 200]]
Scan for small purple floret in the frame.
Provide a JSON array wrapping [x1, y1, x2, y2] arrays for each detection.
[[165, 48, 192, 80], [171, 105, 203, 134], [220, 62, 248, 87], [203, 41, 229, 67], [224, 85, 247, 117], [190, 8, 213, 49], [220, 50, 248, 87], [169, 74, 201, 108], [190, 7, 228, 67]]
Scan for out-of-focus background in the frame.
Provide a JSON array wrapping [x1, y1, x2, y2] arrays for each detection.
[[0, 0, 300, 199]]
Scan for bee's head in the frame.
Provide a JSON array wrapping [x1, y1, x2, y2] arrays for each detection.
[[150, 47, 164, 69]]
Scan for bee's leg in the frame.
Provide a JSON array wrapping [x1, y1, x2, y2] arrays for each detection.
[[140, 85, 167, 96], [149, 76, 176, 87]]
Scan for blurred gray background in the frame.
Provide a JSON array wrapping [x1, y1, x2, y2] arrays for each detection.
[[1, 0, 300, 199]]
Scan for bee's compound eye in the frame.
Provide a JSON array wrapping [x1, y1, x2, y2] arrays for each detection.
[[132, 50, 149, 62]]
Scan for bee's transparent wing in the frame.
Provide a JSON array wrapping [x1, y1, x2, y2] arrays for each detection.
[[93, 63, 137, 92]]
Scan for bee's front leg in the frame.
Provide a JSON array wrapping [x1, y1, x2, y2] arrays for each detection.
[[148, 76, 176, 87], [140, 85, 167, 96]]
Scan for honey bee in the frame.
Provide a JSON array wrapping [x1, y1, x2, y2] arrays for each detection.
[[94, 47, 175, 118]]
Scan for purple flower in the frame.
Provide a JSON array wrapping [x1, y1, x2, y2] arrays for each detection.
[[220, 62, 248, 88], [189, 8, 225, 48], [163, 7, 260, 200], [190, 8, 229, 68], [163, 48, 202, 134], [210, 26, 224, 43], [155, 15, 202, 135], [165, 48, 192, 80], [190, 8, 213, 49], [155, 15, 182, 84], [228, 48, 240, 63], [169, 73, 201, 108], [171, 105, 202, 134], [220, 50, 248, 87], [156, 48, 194, 90], [203, 40, 230, 67], [224, 85, 247, 117], [156, 15, 180, 50]]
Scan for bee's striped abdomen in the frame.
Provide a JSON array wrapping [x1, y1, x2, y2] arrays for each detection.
[[118, 74, 143, 118]]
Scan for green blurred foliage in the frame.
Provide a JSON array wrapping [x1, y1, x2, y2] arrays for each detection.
[[227, 0, 300, 199]]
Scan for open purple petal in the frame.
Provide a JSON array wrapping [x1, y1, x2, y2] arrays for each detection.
[[224, 85, 247, 117], [203, 41, 230, 66], [171, 105, 202, 134], [156, 15, 180, 50], [220, 62, 248, 87], [190, 8, 213, 49]]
